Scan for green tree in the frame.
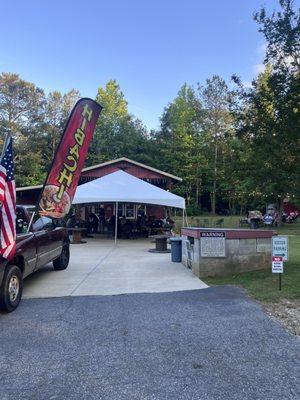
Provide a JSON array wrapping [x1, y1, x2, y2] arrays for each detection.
[[198, 75, 235, 214], [0, 73, 81, 186], [0, 72, 46, 185], [154, 84, 203, 204], [14, 136, 46, 186], [254, 0, 300, 74], [89, 79, 151, 165], [236, 65, 299, 223], [0, 72, 45, 139], [43, 89, 80, 163]]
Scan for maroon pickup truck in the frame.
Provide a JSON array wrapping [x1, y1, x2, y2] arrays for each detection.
[[0, 205, 70, 312]]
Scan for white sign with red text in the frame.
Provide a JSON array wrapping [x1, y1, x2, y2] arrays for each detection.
[[272, 256, 283, 273]]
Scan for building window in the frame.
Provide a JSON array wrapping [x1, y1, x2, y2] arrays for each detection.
[[86, 205, 93, 213], [136, 204, 146, 218], [94, 204, 101, 215], [125, 204, 135, 219], [117, 203, 123, 218]]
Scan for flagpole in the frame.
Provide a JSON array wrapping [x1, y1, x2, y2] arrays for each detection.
[[0, 133, 11, 162]]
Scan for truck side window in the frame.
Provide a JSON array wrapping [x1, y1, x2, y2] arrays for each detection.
[[42, 217, 54, 230], [33, 216, 54, 232], [32, 217, 44, 232], [16, 209, 28, 234]]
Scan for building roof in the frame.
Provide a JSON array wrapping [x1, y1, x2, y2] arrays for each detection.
[[16, 157, 182, 192], [16, 184, 43, 192], [82, 157, 182, 182]]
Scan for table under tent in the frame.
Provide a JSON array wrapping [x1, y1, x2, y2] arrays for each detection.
[[72, 170, 186, 243]]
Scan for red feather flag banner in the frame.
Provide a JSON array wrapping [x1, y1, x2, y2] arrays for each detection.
[[0, 136, 16, 260], [37, 98, 102, 219]]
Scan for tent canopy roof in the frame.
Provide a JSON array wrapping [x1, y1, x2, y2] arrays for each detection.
[[72, 170, 185, 209]]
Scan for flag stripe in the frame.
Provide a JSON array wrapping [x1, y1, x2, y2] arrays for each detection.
[[0, 137, 16, 260]]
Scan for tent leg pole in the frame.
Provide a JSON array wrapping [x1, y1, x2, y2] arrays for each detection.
[[115, 201, 118, 245]]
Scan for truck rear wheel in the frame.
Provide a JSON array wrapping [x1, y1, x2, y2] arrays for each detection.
[[0, 265, 23, 312], [53, 243, 70, 271]]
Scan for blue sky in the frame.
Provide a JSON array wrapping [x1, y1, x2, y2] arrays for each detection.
[[0, 0, 285, 129]]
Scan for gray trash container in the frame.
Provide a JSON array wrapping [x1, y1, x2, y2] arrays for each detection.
[[170, 237, 182, 262]]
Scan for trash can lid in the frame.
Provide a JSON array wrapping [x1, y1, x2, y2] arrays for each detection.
[[170, 237, 182, 241]]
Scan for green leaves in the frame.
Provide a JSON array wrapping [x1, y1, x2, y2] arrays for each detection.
[[0, 73, 80, 186], [230, 0, 300, 219], [87, 80, 150, 166], [0, 0, 298, 213]]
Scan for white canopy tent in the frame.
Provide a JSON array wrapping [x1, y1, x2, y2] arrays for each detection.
[[72, 170, 185, 243]]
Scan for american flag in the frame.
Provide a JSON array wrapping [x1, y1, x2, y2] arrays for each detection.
[[0, 136, 16, 260]]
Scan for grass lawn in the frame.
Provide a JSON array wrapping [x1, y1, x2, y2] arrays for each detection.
[[175, 215, 300, 302]]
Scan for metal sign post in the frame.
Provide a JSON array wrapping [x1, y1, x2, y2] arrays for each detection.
[[272, 237, 289, 291]]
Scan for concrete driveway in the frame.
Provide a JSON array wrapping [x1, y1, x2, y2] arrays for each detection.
[[1, 287, 299, 400], [23, 238, 207, 298]]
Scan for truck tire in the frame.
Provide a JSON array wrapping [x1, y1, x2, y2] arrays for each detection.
[[0, 265, 23, 312], [53, 243, 70, 271]]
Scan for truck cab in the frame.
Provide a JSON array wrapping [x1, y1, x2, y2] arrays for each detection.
[[0, 206, 70, 312]]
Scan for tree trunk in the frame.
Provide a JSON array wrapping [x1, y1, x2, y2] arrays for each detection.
[[186, 187, 190, 206], [211, 141, 218, 215], [277, 197, 284, 228], [229, 197, 235, 215]]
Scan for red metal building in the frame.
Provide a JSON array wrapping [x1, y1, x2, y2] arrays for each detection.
[[16, 157, 182, 219]]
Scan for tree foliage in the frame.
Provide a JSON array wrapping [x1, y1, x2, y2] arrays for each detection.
[[0, 73, 80, 186], [87, 80, 150, 165], [232, 0, 300, 220], [0, 0, 298, 215], [154, 84, 202, 201], [198, 76, 235, 214]]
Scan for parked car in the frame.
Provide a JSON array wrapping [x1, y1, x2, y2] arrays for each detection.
[[0, 205, 70, 312]]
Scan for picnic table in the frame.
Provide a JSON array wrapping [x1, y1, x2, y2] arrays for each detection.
[[69, 227, 87, 244]]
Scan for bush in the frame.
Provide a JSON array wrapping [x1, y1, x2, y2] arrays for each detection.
[[186, 203, 202, 216]]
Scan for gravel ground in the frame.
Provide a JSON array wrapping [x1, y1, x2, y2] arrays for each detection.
[[0, 286, 299, 400], [263, 299, 300, 337]]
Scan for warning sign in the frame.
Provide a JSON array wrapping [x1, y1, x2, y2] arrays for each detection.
[[200, 231, 226, 258], [272, 256, 283, 274]]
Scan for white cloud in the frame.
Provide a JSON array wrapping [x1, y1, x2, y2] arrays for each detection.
[[242, 80, 253, 89], [251, 43, 267, 76], [253, 63, 265, 75]]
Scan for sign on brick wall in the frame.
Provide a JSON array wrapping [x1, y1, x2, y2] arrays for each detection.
[[200, 231, 226, 258]]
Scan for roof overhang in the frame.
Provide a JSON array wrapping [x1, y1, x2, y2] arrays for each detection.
[[16, 157, 182, 192], [16, 184, 43, 192], [82, 157, 182, 182]]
